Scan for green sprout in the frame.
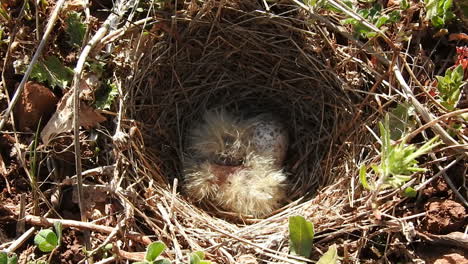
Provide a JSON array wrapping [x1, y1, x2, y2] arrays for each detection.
[[189, 251, 212, 264], [342, 3, 401, 39], [436, 65, 464, 111], [424, 0, 455, 28], [134, 242, 171, 264], [288, 216, 315, 259], [360, 114, 440, 192]]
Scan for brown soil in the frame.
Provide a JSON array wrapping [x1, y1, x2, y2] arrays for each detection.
[[421, 198, 467, 234]]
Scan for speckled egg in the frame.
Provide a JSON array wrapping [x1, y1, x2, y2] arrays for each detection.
[[246, 114, 289, 168]]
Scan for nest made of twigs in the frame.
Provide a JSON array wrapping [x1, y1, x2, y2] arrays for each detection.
[[114, 0, 376, 262]]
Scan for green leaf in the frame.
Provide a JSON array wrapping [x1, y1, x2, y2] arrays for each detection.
[[34, 229, 59, 252], [403, 136, 440, 163], [288, 216, 314, 258], [403, 187, 417, 198], [316, 244, 338, 264], [359, 165, 373, 190], [321, 0, 352, 12], [65, 12, 86, 47], [0, 252, 7, 264], [190, 253, 201, 264], [190, 251, 205, 264], [104, 243, 113, 251], [30, 56, 73, 89], [436, 65, 464, 110], [388, 11, 401, 23], [95, 82, 119, 110], [145, 242, 167, 262], [7, 254, 17, 264], [341, 18, 357, 25], [424, 0, 455, 28], [54, 221, 62, 246], [190, 251, 212, 264], [375, 15, 389, 28]]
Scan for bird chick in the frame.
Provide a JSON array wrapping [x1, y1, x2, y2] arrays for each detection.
[[184, 154, 286, 217], [184, 109, 289, 217]]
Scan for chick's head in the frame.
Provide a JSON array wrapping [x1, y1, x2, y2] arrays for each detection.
[[187, 110, 249, 166]]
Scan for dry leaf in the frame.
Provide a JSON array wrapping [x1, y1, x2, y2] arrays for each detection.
[[79, 74, 101, 101], [41, 90, 106, 145], [13, 82, 58, 131]]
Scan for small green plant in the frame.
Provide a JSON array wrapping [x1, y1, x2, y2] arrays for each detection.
[[30, 56, 74, 89], [189, 251, 212, 264], [424, 0, 455, 28], [134, 242, 171, 264], [0, 252, 18, 264], [34, 222, 62, 253], [342, 3, 401, 38], [65, 12, 86, 48], [436, 65, 464, 111], [34, 230, 58, 253], [288, 216, 314, 259], [316, 244, 338, 264], [360, 114, 440, 191]]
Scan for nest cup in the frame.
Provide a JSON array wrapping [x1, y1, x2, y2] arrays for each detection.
[[121, 0, 360, 261]]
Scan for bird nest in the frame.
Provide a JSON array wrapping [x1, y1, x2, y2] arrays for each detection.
[[115, 0, 375, 262]]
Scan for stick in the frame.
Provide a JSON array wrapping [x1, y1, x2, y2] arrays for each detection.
[[5, 227, 36, 253], [71, 0, 136, 250], [24, 215, 152, 246]]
